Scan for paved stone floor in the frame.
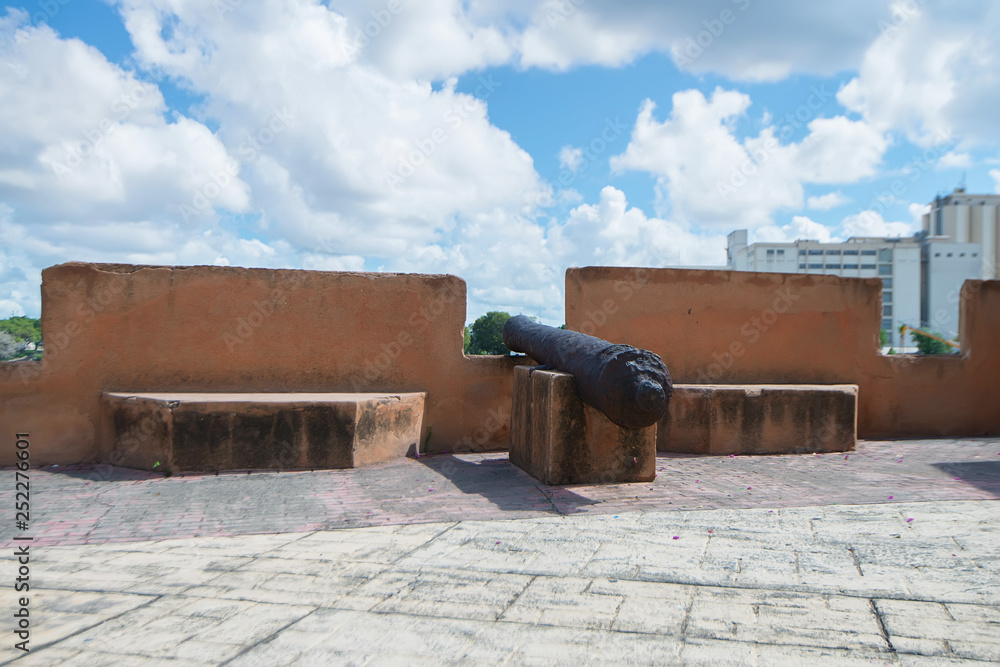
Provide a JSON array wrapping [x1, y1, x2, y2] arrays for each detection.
[[2, 439, 999, 665]]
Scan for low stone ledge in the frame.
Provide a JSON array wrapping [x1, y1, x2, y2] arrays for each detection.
[[509, 366, 656, 485], [100, 392, 425, 472], [659, 384, 857, 455]]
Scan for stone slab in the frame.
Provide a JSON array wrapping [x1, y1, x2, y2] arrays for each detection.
[[100, 392, 425, 472], [509, 366, 656, 485], [659, 384, 857, 455]]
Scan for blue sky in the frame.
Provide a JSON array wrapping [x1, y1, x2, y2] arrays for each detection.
[[1, 0, 999, 322]]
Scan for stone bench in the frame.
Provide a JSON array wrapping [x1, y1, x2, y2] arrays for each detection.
[[100, 392, 426, 473], [659, 384, 857, 455]]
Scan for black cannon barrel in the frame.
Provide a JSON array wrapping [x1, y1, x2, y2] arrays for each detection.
[[502, 315, 672, 429]]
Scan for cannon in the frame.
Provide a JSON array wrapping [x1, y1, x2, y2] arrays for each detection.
[[502, 315, 672, 430]]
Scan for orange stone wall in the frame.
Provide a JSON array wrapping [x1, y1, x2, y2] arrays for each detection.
[[0, 263, 517, 465], [565, 267, 1000, 438], [3, 262, 998, 465]]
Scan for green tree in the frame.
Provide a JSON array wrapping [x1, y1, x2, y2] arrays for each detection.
[[908, 327, 953, 355], [467, 311, 512, 355], [879, 329, 889, 347], [463, 326, 471, 353], [0, 316, 41, 344]]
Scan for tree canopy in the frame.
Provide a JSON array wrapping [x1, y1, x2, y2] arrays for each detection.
[[0, 316, 41, 344], [466, 311, 512, 355]]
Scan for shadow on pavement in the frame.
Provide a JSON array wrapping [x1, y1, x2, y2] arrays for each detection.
[[931, 461, 1000, 498], [415, 453, 599, 515]]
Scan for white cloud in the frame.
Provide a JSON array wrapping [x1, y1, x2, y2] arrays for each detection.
[[755, 215, 835, 243], [0, 12, 249, 227], [558, 146, 583, 172], [937, 151, 972, 169], [992, 169, 1000, 194], [549, 186, 727, 268], [841, 210, 916, 238], [807, 192, 850, 210], [838, 1, 1000, 149], [610, 88, 887, 229]]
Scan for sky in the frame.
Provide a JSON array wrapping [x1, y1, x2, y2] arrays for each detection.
[[1, 0, 999, 323]]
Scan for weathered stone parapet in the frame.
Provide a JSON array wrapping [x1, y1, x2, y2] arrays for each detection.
[[509, 366, 656, 485], [101, 392, 425, 473], [659, 384, 857, 455]]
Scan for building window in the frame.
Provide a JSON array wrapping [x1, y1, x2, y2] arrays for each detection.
[[947, 253, 953, 257], [883, 305, 892, 316], [861, 263, 876, 269], [935, 252, 941, 257], [825, 249, 841, 255], [972, 252, 978, 257], [798, 249, 806, 256], [882, 318, 893, 332], [808, 263, 822, 269], [878, 264, 892, 276], [959, 253, 966, 257], [826, 264, 842, 269], [861, 250, 876, 256], [767, 249, 774, 255], [884, 291, 892, 304], [799, 263, 806, 269], [808, 249, 823, 255], [777, 249, 784, 255], [878, 249, 892, 261], [844, 250, 858, 256], [844, 263, 858, 269], [883, 278, 892, 288]]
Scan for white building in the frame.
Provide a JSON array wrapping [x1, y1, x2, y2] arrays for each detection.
[[921, 189, 1000, 336], [726, 189, 1000, 348], [727, 230, 920, 346]]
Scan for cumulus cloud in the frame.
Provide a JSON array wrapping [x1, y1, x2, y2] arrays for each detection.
[[755, 215, 835, 244], [937, 151, 972, 169], [610, 88, 887, 229], [841, 210, 917, 238], [807, 192, 850, 210], [558, 146, 583, 172], [838, 1, 1000, 148]]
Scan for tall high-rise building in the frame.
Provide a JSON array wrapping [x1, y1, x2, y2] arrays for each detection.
[[726, 189, 1000, 348]]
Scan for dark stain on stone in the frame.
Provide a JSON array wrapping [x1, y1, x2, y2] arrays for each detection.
[[555, 380, 590, 485], [741, 396, 765, 454], [173, 410, 231, 471], [304, 406, 355, 468]]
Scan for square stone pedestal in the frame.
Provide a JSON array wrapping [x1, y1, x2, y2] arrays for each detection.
[[101, 392, 426, 473], [509, 366, 656, 485]]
